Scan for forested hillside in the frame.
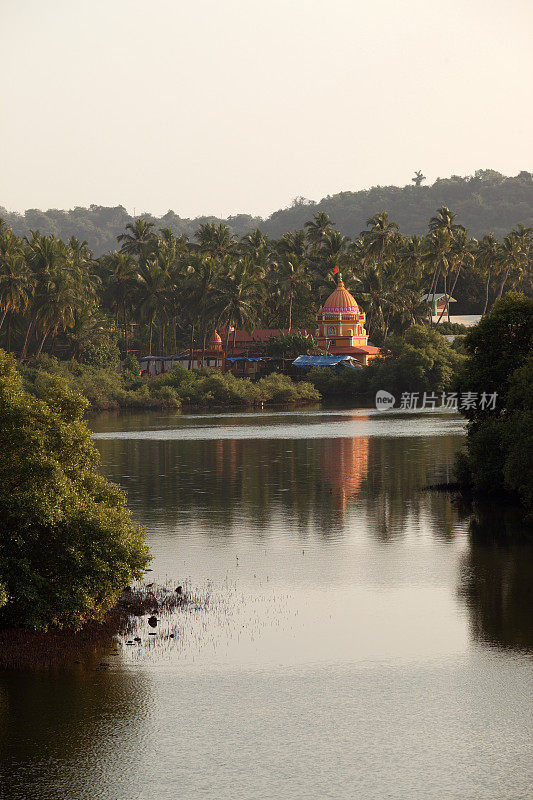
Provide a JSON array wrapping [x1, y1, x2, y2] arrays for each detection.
[[2, 170, 532, 256]]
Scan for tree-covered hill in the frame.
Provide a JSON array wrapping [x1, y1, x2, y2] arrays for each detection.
[[1, 170, 532, 256]]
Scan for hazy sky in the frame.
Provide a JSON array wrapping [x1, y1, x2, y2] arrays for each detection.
[[1, 0, 532, 218]]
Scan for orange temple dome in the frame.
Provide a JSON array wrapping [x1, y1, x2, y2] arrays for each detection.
[[322, 279, 359, 314], [209, 330, 222, 348]]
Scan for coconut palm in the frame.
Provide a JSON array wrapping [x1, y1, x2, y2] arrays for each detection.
[[436, 230, 475, 324], [279, 253, 312, 331], [195, 222, 236, 257], [136, 260, 172, 356], [216, 257, 263, 368], [34, 271, 81, 356], [0, 250, 34, 351], [423, 228, 452, 323], [399, 234, 425, 279], [495, 229, 531, 303], [428, 206, 464, 237], [305, 212, 335, 251], [101, 252, 139, 350], [476, 234, 499, 315], [361, 212, 401, 263], [355, 264, 397, 340], [117, 218, 157, 263], [240, 228, 268, 257], [184, 255, 223, 365], [278, 229, 308, 260]]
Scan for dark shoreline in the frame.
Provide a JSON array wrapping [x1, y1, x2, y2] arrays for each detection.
[[85, 397, 322, 417], [0, 583, 188, 671]]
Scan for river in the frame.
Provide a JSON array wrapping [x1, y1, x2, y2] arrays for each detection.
[[1, 408, 531, 800]]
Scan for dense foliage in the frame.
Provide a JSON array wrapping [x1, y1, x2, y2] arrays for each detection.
[[455, 294, 533, 516], [308, 326, 465, 399], [21, 357, 319, 411], [2, 170, 533, 253], [0, 351, 150, 630], [0, 195, 531, 365]]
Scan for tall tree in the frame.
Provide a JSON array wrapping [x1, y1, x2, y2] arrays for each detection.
[[217, 256, 263, 369], [476, 234, 499, 315], [117, 218, 157, 264]]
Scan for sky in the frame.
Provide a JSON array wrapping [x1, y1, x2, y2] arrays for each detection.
[[1, 0, 532, 219]]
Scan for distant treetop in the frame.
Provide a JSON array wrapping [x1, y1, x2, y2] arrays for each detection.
[[1, 170, 532, 255]]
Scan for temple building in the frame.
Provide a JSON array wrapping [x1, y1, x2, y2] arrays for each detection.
[[137, 276, 379, 376], [316, 277, 380, 365]]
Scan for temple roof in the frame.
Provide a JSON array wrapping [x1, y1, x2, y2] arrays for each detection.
[[322, 280, 359, 313]]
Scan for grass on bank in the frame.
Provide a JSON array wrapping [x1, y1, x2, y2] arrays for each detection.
[[21, 356, 320, 412]]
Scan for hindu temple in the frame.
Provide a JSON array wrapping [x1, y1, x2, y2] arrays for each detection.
[[316, 276, 380, 365]]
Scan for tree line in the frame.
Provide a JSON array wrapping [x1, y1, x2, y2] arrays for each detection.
[[2, 170, 533, 255], [0, 206, 531, 364]]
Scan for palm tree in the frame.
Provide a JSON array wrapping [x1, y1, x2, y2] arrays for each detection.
[[0, 250, 34, 350], [34, 271, 81, 356], [136, 260, 171, 355], [305, 212, 335, 251], [412, 170, 426, 187], [361, 212, 401, 263], [476, 234, 499, 315], [423, 228, 452, 323], [184, 255, 223, 365], [216, 257, 263, 369], [436, 230, 475, 324], [240, 228, 268, 259], [280, 253, 311, 331], [278, 229, 308, 260], [195, 222, 236, 257], [315, 230, 350, 275], [117, 218, 157, 264], [23, 232, 68, 356], [101, 252, 139, 351], [495, 229, 531, 303], [428, 206, 463, 237], [399, 235, 425, 279], [355, 264, 396, 340]]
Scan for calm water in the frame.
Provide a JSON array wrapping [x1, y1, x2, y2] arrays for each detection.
[[1, 408, 531, 800]]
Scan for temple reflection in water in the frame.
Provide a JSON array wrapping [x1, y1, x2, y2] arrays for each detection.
[[322, 430, 369, 514]]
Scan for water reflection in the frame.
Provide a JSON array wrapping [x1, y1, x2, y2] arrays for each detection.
[[94, 415, 465, 543], [459, 503, 533, 651], [322, 433, 369, 514], [91, 411, 533, 658], [1, 410, 531, 800], [0, 667, 149, 800]]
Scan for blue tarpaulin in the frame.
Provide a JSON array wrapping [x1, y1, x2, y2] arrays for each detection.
[[292, 355, 362, 369], [226, 357, 275, 363]]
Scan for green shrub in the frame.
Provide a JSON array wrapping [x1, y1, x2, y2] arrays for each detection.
[[149, 385, 181, 408], [257, 373, 319, 403], [0, 350, 150, 630], [455, 294, 533, 517], [307, 325, 464, 399], [436, 321, 470, 335], [21, 359, 321, 412], [306, 366, 368, 398], [81, 341, 120, 369]]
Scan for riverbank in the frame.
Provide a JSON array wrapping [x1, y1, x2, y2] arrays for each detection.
[[18, 323, 465, 413], [21, 358, 320, 412], [0, 582, 191, 670]]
